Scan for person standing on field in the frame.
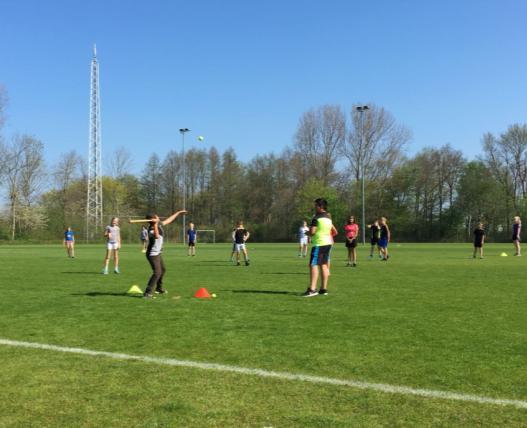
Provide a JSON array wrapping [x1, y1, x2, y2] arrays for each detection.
[[64, 227, 75, 258], [233, 221, 250, 266], [298, 220, 309, 258], [187, 222, 197, 256], [473, 222, 485, 259], [367, 220, 381, 259], [303, 198, 338, 297], [378, 217, 391, 261], [344, 216, 359, 267], [140, 226, 148, 253], [142, 210, 187, 298], [512, 216, 521, 256], [102, 217, 121, 274]]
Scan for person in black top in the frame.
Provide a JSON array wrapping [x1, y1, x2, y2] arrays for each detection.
[[367, 220, 381, 259], [232, 221, 250, 266], [473, 222, 485, 259], [512, 216, 521, 256], [128, 210, 187, 298]]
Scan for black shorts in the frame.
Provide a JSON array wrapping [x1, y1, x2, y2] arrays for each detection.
[[474, 242, 483, 248], [310, 245, 332, 266], [370, 238, 379, 246], [512, 236, 520, 242], [188, 241, 196, 247], [345, 238, 358, 248]]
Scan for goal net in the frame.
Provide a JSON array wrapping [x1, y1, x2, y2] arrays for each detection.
[[196, 229, 216, 244]]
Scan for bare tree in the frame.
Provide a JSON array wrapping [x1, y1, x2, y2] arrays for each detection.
[[107, 146, 133, 178], [2, 137, 25, 240], [342, 104, 411, 182], [54, 151, 82, 225], [17, 135, 46, 207], [294, 105, 345, 185]]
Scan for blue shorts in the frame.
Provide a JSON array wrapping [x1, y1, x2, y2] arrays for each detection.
[[310, 245, 332, 266], [378, 238, 388, 248]]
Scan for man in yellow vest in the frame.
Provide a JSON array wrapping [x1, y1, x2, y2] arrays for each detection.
[[303, 198, 338, 297]]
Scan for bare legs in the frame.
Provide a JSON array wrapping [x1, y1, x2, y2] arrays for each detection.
[[514, 240, 521, 256], [103, 249, 119, 273], [309, 264, 329, 291]]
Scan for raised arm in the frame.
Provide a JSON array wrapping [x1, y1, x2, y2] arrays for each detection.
[[162, 210, 187, 226]]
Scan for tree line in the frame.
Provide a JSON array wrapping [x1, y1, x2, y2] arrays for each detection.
[[1, 87, 526, 243]]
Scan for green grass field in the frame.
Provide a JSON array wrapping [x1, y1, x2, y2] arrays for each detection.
[[0, 243, 526, 427]]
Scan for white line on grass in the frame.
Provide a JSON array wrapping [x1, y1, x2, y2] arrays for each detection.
[[1, 338, 526, 410]]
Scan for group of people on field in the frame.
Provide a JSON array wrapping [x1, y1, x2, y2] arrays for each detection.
[[472, 215, 522, 259], [61, 203, 523, 299], [298, 215, 391, 267]]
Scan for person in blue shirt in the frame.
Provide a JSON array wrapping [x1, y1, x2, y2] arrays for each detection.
[[63, 227, 75, 258], [187, 222, 197, 256]]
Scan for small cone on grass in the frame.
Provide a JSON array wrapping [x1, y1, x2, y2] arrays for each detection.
[[127, 285, 143, 295], [500, 252, 508, 257], [194, 287, 212, 299]]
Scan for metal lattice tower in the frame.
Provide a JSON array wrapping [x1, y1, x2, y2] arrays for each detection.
[[86, 44, 103, 241]]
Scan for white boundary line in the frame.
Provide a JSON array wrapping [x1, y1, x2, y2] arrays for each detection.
[[1, 338, 526, 410]]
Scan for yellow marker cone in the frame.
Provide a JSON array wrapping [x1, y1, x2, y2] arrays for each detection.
[[127, 285, 143, 295], [500, 252, 508, 257]]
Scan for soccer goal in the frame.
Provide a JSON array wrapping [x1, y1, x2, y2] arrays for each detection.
[[197, 229, 216, 244]]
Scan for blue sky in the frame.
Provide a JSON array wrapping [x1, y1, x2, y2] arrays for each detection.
[[1, 0, 526, 174]]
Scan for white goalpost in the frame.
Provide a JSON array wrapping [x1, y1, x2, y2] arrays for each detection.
[[197, 229, 216, 244]]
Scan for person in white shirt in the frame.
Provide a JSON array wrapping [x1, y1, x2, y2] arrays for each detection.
[[298, 220, 309, 258], [102, 217, 121, 274]]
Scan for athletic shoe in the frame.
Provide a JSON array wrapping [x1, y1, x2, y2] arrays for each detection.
[[302, 288, 318, 297], [102, 269, 108, 275], [352, 263, 357, 267], [318, 288, 328, 295], [114, 268, 120, 274], [245, 260, 250, 266], [143, 293, 154, 299], [237, 262, 241, 266], [155, 289, 168, 295]]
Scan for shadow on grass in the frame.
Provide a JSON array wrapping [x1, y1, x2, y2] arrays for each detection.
[[71, 292, 142, 298], [261, 272, 306, 275], [224, 289, 300, 296], [62, 271, 101, 275]]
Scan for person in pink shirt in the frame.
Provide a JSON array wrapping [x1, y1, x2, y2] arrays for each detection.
[[344, 215, 359, 267]]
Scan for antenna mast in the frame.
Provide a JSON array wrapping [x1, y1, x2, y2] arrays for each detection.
[[86, 44, 103, 241]]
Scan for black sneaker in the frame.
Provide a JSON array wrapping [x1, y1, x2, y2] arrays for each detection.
[[352, 263, 357, 267], [237, 262, 241, 266], [302, 288, 318, 297], [155, 289, 168, 295], [318, 288, 328, 295], [245, 260, 250, 266]]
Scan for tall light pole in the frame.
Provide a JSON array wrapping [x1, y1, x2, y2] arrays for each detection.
[[356, 105, 369, 245], [179, 128, 190, 244]]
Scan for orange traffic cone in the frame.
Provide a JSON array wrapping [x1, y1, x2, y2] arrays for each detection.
[[194, 287, 212, 299]]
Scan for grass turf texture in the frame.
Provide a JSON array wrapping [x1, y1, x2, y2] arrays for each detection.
[[0, 243, 526, 426]]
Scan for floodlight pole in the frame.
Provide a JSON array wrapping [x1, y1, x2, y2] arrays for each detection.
[[179, 128, 190, 244], [356, 105, 369, 245]]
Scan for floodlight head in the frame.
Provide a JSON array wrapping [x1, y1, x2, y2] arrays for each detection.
[[179, 128, 190, 133]]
